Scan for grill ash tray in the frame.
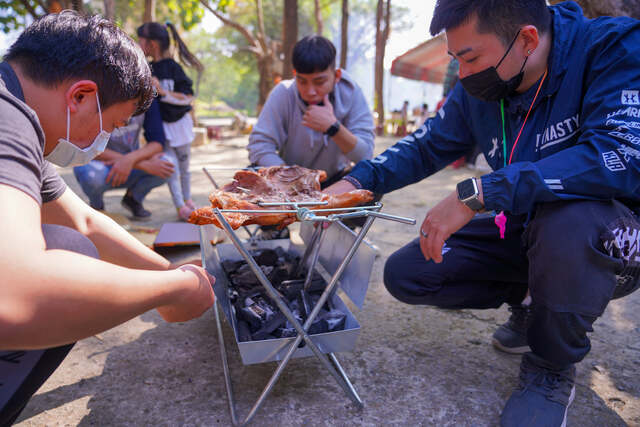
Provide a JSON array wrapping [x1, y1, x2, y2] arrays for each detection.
[[200, 222, 376, 365]]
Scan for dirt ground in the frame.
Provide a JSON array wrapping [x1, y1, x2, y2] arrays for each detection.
[[15, 136, 640, 426]]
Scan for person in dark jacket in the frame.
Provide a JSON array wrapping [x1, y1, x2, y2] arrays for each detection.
[[326, 1, 640, 425]]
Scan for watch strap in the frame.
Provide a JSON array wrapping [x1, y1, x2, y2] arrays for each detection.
[[325, 121, 341, 137]]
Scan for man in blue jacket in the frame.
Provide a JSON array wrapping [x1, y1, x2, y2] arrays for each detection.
[[328, 1, 640, 424]]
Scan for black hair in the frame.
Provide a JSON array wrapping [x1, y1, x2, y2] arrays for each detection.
[[137, 21, 204, 75], [5, 11, 154, 116], [430, 0, 551, 45], [292, 35, 336, 74]]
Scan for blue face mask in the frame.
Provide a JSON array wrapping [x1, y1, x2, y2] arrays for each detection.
[[45, 92, 111, 167]]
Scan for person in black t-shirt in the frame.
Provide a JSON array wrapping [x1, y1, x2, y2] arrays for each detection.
[[137, 22, 205, 221], [0, 12, 215, 424]]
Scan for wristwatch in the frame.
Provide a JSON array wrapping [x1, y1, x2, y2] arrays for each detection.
[[324, 121, 341, 137], [456, 177, 484, 211]]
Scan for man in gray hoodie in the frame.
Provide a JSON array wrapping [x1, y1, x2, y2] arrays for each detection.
[[248, 35, 375, 188]]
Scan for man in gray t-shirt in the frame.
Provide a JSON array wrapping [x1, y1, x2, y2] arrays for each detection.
[[0, 13, 214, 424]]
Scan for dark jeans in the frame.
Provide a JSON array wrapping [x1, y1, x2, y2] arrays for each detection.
[[0, 224, 99, 425], [384, 200, 640, 367], [73, 160, 167, 210]]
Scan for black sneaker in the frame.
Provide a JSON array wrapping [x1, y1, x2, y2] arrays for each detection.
[[501, 352, 576, 427], [121, 194, 151, 218], [492, 304, 533, 354]]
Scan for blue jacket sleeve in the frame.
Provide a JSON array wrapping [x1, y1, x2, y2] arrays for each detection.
[[348, 84, 475, 194], [142, 98, 166, 146], [481, 28, 640, 214]]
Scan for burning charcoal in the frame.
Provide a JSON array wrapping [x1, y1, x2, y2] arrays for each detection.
[[222, 259, 244, 275], [321, 309, 347, 332], [251, 312, 287, 340], [237, 320, 252, 342], [239, 294, 277, 330], [231, 264, 273, 288], [278, 279, 304, 299], [307, 309, 329, 335], [227, 288, 239, 304], [275, 325, 297, 338], [252, 249, 279, 266]]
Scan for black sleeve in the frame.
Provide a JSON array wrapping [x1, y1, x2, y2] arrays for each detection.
[[171, 61, 194, 96]]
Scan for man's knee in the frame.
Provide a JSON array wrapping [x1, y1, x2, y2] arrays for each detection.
[[42, 224, 99, 259], [73, 162, 108, 192], [383, 247, 443, 306]]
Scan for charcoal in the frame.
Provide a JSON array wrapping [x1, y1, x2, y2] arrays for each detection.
[[231, 264, 273, 288], [238, 294, 277, 330], [222, 259, 244, 275], [236, 320, 252, 342], [253, 249, 279, 266], [250, 312, 287, 340], [321, 309, 347, 332], [224, 246, 349, 342]]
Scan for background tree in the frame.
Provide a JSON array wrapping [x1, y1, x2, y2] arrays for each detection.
[[200, 0, 280, 111], [313, 0, 322, 34], [339, 0, 348, 69], [282, 0, 297, 79], [374, 0, 390, 133]]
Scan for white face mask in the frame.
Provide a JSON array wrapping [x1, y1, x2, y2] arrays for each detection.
[[45, 92, 111, 167]]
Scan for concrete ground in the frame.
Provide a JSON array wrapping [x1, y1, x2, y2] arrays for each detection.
[[16, 136, 640, 426]]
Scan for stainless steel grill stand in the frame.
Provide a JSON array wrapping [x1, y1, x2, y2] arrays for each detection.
[[204, 204, 414, 426]]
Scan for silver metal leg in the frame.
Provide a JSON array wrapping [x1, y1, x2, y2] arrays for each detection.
[[213, 301, 238, 426], [212, 210, 373, 425]]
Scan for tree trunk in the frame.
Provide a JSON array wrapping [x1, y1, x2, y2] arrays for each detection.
[[282, 0, 298, 80], [313, 0, 323, 35], [339, 0, 348, 69], [70, 0, 82, 12], [103, 0, 115, 21], [374, 0, 390, 134], [257, 55, 275, 112], [549, 0, 640, 18], [143, 0, 156, 23]]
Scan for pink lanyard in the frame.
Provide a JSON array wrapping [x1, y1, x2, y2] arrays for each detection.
[[495, 69, 548, 238]]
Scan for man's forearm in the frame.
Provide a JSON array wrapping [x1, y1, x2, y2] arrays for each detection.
[[85, 209, 170, 270], [330, 124, 358, 154], [127, 142, 163, 167], [0, 250, 187, 349]]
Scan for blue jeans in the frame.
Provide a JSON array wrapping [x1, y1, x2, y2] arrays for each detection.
[[73, 160, 167, 209]]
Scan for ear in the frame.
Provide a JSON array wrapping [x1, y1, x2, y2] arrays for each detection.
[[64, 80, 98, 113], [334, 68, 342, 83], [519, 25, 540, 57]]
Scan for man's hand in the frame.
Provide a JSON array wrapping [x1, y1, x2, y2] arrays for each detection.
[[419, 191, 476, 264], [323, 179, 357, 195], [105, 156, 135, 187], [303, 94, 337, 133], [138, 153, 175, 178], [151, 77, 166, 97], [156, 264, 216, 322]]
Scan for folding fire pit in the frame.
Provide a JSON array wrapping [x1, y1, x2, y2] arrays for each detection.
[[200, 201, 415, 425]]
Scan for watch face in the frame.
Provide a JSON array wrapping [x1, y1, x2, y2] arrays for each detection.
[[457, 179, 477, 200]]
